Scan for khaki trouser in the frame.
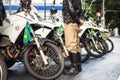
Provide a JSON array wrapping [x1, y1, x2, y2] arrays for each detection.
[[64, 23, 80, 54]]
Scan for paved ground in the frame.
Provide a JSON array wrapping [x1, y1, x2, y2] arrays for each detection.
[[8, 37, 120, 80]]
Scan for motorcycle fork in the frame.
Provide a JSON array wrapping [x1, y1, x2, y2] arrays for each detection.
[[59, 37, 69, 57], [88, 30, 103, 52], [30, 27, 48, 65], [91, 36, 103, 52]]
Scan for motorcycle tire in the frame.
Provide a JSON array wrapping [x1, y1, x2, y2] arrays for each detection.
[[5, 59, 16, 68], [87, 38, 108, 58], [0, 56, 7, 80], [106, 38, 114, 53], [23, 42, 64, 80], [80, 39, 91, 63]]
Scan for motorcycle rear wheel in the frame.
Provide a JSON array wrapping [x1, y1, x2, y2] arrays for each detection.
[[23, 42, 64, 80]]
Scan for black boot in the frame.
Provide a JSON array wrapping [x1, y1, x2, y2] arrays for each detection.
[[77, 53, 82, 72], [63, 52, 79, 75]]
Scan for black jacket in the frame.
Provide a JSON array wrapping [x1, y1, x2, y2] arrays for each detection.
[[62, 0, 82, 24], [0, 0, 6, 22]]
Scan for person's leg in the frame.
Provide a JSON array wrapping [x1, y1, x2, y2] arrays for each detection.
[[77, 53, 82, 72], [76, 26, 82, 72], [64, 23, 80, 53], [64, 23, 82, 75], [68, 52, 79, 74]]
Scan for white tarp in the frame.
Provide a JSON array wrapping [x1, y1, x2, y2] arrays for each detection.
[[3, 0, 63, 5], [3, 0, 63, 18]]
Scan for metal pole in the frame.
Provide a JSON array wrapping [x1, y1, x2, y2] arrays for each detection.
[[9, 0, 12, 15], [44, 0, 46, 20], [101, 0, 105, 28]]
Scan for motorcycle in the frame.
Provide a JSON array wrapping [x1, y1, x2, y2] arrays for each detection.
[[94, 16, 114, 53], [0, 8, 64, 80], [79, 16, 108, 58], [84, 0, 113, 55]]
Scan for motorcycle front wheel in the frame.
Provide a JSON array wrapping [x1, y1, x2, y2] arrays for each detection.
[[105, 38, 114, 53], [80, 39, 91, 63], [87, 38, 108, 58], [0, 56, 7, 80], [23, 42, 64, 80]]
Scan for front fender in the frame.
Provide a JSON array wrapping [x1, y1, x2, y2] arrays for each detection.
[[21, 38, 56, 54], [39, 38, 57, 45]]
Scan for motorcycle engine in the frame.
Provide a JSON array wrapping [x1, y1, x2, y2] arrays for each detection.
[[0, 36, 12, 47]]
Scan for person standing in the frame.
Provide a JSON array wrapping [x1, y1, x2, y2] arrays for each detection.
[[62, 0, 84, 75], [0, 0, 6, 26]]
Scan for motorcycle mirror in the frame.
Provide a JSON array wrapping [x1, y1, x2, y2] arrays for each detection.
[[50, 8, 57, 15], [50, 0, 57, 15]]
